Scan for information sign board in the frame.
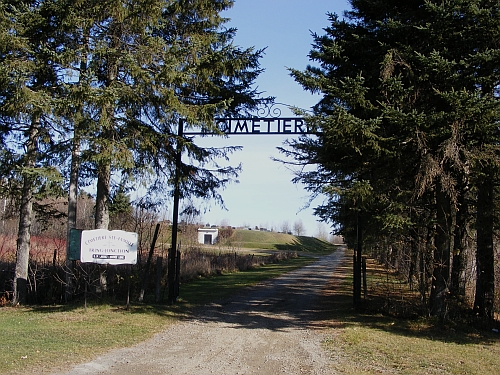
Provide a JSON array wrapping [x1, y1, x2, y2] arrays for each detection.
[[80, 229, 138, 265]]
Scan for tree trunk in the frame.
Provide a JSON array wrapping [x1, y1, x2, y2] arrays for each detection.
[[409, 226, 419, 290], [450, 187, 468, 300], [420, 224, 434, 307], [65, 130, 80, 302], [95, 158, 111, 229], [94, 35, 119, 294], [474, 167, 495, 320], [65, 37, 89, 302], [12, 116, 39, 305], [95, 161, 111, 296], [94, 25, 118, 231], [430, 184, 452, 319], [353, 212, 362, 306]]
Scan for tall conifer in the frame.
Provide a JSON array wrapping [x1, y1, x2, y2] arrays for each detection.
[[1, 1, 64, 304], [288, 0, 500, 319], [1, 0, 267, 303]]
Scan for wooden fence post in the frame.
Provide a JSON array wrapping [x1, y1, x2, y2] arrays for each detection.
[[155, 256, 163, 303], [138, 223, 161, 302]]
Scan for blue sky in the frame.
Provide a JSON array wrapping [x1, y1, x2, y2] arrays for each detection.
[[193, 0, 351, 236]]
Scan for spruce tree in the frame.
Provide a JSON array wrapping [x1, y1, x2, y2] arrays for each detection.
[[1, 1, 64, 304], [288, 0, 500, 319], [54, 0, 267, 230], [1, 0, 267, 303]]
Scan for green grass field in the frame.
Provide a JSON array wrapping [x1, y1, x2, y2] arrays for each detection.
[[229, 229, 337, 253]]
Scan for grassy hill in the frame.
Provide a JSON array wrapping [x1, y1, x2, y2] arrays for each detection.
[[229, 229, 337, 254]]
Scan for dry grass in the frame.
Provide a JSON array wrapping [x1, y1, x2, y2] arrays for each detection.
[[320, 250, 500, 375]]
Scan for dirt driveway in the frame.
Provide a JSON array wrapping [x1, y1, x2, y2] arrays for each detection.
[[52, 250, 347, 375]]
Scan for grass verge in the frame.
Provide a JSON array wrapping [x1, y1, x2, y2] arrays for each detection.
[[0, 254, 315, 374], [322, 252, 500, 375]]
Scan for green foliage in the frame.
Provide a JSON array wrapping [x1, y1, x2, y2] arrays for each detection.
[[0, 0, 269, 303], [109, 189, 132, 216], [0, 1, 65, 197], [2, 0, 268, 218], [285, 0, 500, 317]]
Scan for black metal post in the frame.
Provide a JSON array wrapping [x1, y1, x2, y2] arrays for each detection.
[[155, 256, 163, 303], [362, 256, 367, 299], [168, 119, 183, 304], [175, 249, 181, 300], [126, 264, 130, 311], [353, 252, 358, 305], [354, 211, 362, 306]]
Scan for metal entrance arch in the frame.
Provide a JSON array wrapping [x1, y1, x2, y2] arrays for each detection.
[[184, 117, 309, 136], [168, 107, 313, 303]]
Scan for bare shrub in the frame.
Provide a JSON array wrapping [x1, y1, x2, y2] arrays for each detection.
[[180, 248, 212, 280], [0, 223, 299, 305]]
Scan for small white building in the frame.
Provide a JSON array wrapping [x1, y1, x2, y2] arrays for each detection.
[[198, 228, 218, 245]]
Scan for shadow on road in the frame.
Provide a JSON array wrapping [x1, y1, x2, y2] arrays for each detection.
[[190, 250, 348, 331]]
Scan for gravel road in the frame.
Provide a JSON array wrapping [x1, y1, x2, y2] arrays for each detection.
[[52, 250, 346, 375]]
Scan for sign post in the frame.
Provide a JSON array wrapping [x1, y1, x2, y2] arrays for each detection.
[[76, 228, 138, 309]]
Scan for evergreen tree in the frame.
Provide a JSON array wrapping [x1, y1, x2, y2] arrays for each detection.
[[54, 0, 267, 230], [1, 0, 267, 303], [109, 186, 133, 230], [287, 0, 500, 319], [0, 1, 64, 304]]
